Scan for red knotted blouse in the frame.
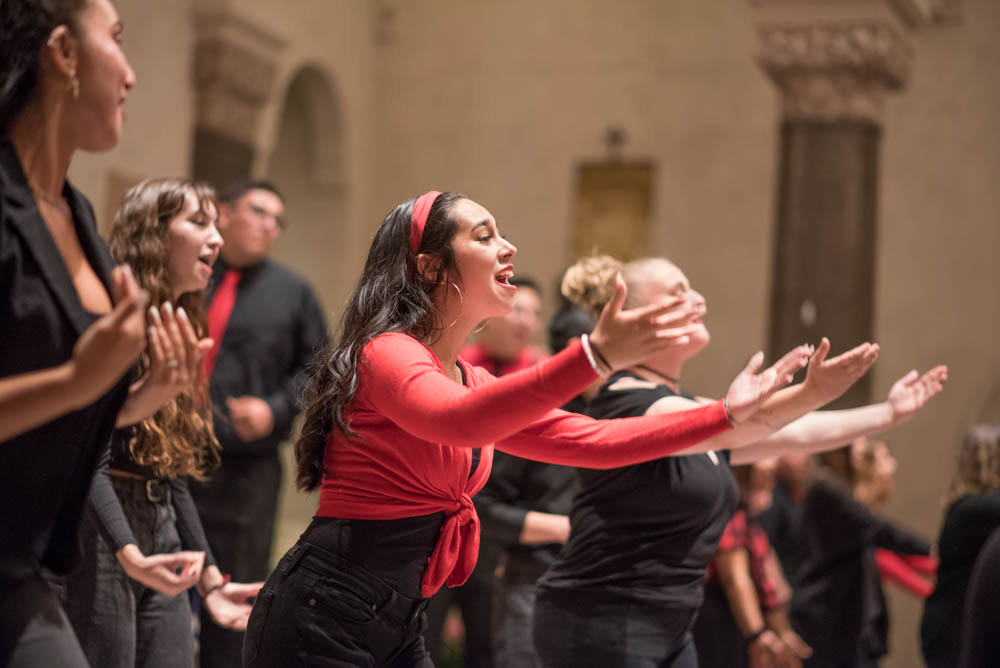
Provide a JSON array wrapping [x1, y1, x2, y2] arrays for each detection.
[[317, 332, 732, 597]]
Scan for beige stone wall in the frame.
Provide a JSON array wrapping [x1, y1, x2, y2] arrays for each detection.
[[60, 2, 1000, 665], [878, 1, 1000, 664]]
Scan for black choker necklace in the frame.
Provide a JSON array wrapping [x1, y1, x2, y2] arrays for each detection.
[[634, 365, 680, 385]]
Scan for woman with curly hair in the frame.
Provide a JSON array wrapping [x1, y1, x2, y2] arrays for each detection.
[[56, 179, 262, 668], [921, 425, 1000, 668]]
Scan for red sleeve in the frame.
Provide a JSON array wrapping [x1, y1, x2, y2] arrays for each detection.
[[495, 400, 731, 469], [876, 548, 934, 598], [717, 510, 748, 552], [358, 333, 599, 448]]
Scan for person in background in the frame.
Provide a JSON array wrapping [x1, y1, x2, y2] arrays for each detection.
[[477, 303, 599, 668], [53, 179, 263, 668], [921, 425, 1000, 668], [0, 2, 197, 664], [791, 438, 932, 668], [190, 180, 328, 668], [694, 459, 812, 668], [424, 275, 546, 668], [959, 524, 1000, 668]]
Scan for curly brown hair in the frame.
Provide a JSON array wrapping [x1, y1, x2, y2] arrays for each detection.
[[108, 177, 221, 480]]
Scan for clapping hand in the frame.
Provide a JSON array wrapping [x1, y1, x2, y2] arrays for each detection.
[[116, 302, 213, 426]]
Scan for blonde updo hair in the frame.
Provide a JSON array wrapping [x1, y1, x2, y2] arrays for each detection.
[[561, 255, 622, 318], [561, 254, 680, 317]]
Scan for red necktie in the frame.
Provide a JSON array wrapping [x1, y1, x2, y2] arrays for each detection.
[[203, 269, 241, 380]]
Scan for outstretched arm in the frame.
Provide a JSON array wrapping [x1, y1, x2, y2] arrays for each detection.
[[729, 363, 946, 464], [643, 339, 880, 457]]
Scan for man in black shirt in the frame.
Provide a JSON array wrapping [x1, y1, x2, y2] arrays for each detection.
[[191, 181, 327, 668]]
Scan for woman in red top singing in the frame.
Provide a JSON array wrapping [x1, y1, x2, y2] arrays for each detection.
[[242, 191, 814, 667]]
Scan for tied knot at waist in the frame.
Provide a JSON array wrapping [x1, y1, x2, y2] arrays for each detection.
[[447, 494, 476, 524], [420, 493, 481, 598]]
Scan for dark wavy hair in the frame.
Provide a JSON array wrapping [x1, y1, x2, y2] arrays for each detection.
[[294, 191, 466, 492], [0, 0, 88, 129], [108, 177, 221, 480]]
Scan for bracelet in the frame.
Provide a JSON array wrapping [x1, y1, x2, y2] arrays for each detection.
[[743, 627, 767, 646], [580, 334, 611, 377], [203, 583, 224, 598], [723, 397, 737, 426], [589, 339, 612, 373]]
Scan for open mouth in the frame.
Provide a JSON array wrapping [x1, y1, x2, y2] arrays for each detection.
[[495, 267, 514, 287], [198, 253, 217, 268]]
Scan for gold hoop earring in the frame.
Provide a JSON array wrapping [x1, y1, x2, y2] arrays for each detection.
[[444, 281, 463, 329]]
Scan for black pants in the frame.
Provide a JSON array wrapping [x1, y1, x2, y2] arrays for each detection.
[[191, 453, 281, 668], [423, 559, 495, 668], [533, 589, 699, 668], [691, 581, 746, 668], [56, 477, 193, 668], [0, 576, 90, 668], [244, 541, 434, 668]]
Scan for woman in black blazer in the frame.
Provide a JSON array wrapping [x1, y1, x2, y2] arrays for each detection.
[[0, 2, 203, 665]]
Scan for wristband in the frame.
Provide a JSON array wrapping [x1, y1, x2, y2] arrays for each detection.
[[723, 397, 737, 426], [580, 334, 611, 377], [743, 627, 767, 646]]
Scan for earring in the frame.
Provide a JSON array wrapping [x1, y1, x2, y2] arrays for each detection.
[[444, 282, 463, 329], [69, 74, 79, 99]]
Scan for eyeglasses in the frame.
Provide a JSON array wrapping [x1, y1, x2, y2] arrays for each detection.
[[246, 203, 288, 230]]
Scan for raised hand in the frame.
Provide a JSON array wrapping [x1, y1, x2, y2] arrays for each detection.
[[116, 545, 204, 597], [888, 365, 948, 423], [588, 273, 702, 371], [115, 302, 213, 426], [725, 345, 813, 424], [69, 264, 148, 404], [802, 338, 880, 406], [204, 581, 265, 631]]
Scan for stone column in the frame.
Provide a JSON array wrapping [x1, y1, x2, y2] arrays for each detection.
[[751, 0, 951, 407], [190, 9, 286, 188]]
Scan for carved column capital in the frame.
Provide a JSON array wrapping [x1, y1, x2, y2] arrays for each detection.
[[749, 0, 958, 122], [192, 9, 286, 145], [757, 20, 912, 122]]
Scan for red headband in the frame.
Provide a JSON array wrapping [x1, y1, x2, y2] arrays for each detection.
[[410, 190, 443, 254]]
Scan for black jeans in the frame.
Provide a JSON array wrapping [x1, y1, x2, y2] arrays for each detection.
[[493, 582, 541, 668], [192, 453, 281, 668], [0, 576, 90, 668], [244, 541, 434, 668], [533, 589, 699, 668], [55, 477, 194, 668]]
